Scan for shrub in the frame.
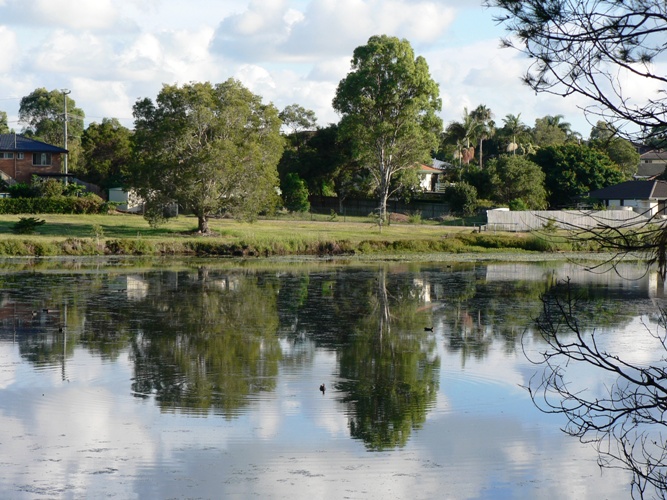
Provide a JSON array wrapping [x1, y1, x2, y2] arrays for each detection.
[[408, 211, 422, 224], [282, 173, 310, 212], [445, 182, 478, 216], [7, 183, 37, 198], [105, 238, 154, 255], [11, 217, 45, 234], [35, 179, 64, 198], [509, 198, 529, 211]]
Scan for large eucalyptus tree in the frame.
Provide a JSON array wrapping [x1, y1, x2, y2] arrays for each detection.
[[333, 35, 442, 226]]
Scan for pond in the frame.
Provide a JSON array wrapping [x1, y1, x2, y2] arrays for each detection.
[[0, 258, 662, 499]]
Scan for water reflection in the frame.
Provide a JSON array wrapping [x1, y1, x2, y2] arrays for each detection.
[[0, 259, 660, 498]]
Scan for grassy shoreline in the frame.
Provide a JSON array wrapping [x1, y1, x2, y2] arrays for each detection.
[[0, 212, 606, 258]]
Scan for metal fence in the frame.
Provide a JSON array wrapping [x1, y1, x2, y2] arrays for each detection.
[[309, 196, 450, 219]]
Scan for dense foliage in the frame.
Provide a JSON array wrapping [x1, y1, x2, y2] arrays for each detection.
[[486, 155, 547, 209], [80, 118, 132, 190], [129, 79, 283, 233], [532, 144, 624, 207]]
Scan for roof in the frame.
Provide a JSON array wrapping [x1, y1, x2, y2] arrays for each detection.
[[0, 134, 67, 153], [640, 149, 667, 162], [589, 180, 667, 200], [419, 164, 442, 173], [635, 163, 666, 179]]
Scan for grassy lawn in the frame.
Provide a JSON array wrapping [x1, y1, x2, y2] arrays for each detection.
[[0, 212, 576, 257], [0, 213, 473, 243]]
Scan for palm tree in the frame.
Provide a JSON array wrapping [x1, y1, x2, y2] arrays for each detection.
[[443, 108, 481, 165], [501, 113, 529, 155], [471, 105, 494, 168]]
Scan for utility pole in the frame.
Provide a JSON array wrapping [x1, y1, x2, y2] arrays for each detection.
[[61, 89, 71, 184]]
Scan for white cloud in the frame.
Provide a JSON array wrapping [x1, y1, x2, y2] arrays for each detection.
[[211, 0, 294, 62], [426, 38, 593, 135], [0, 0, 612, 136], [70, 78, 134, 125], [32, 30, 110, 76], [31, 0, 122, 30], [0, 26, 18, 68]]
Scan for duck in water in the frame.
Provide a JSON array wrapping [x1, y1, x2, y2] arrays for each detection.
[[320, 383, 326, 393]]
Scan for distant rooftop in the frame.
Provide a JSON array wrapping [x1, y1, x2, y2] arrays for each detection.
[[590, 180, 667, 200], [640, 149, 667, 161]]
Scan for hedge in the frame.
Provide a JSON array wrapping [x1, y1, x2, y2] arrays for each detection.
[[0, 195, 109, 214]]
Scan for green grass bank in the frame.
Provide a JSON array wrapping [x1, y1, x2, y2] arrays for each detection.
[[0, 213, 593, 257]]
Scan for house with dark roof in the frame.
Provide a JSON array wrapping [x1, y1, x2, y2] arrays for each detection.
[[0, 133, 68, 184], [589, 180, 667, 217]]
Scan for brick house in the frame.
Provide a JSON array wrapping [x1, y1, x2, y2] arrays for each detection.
[[0, 133, 68, 184]]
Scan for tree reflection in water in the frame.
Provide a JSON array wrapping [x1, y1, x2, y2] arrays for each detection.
[[0, 260, 661, 472], [129, 268, 282, 417], [335, 268, 440, 451]]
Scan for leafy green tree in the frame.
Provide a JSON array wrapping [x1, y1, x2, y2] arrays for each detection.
[[588, 121, 640, 179], [0, 111, 9, 134], [460, 164, 494, 200], [281, 173, 310, 212], [277, 105, 319, 197], [279, 104, 317, 144], [531, 114, 577, 147], [19, 88, 85, 170], [80, 118, 132, 190], [333, 35, 442, 226], [307, 123, 364, 201], [445, 182, 478, 216], [486, 155, 547, 209], [532, 143, 624, 207], [129, 80, 283, 233]]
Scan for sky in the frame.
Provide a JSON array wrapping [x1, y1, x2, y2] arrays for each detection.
[[0, 0, 600, 138]]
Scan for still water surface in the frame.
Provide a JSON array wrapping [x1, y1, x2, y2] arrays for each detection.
[[0, 258, 661, 499]]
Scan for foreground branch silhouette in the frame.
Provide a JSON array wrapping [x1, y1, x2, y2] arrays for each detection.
[[527, 279, 667, 498], [485, 0, 667, 139]]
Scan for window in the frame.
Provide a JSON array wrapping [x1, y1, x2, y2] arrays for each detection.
[[33, 153, 52, 166], [17, 153, 23, 160], [0, 152, 14, 160]]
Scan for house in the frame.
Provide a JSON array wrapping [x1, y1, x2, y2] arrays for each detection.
[[589, 180, 667, 217], [0, 133, 68, 184], [635, 150, 667, 179], [108, 187, 145, 213], [418, 160, 453, 193]]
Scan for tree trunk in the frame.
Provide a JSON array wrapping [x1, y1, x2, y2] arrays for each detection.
[[479, 138, 484, 168], [198, 214, 209, 234], [379, 185, 390, 232]]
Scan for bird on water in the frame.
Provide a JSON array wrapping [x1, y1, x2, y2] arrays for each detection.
[[320, 383, 326, 393]]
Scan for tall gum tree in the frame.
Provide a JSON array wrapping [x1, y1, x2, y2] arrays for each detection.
[[333, 35, 442, 226], [130, 80, 283, 233]]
